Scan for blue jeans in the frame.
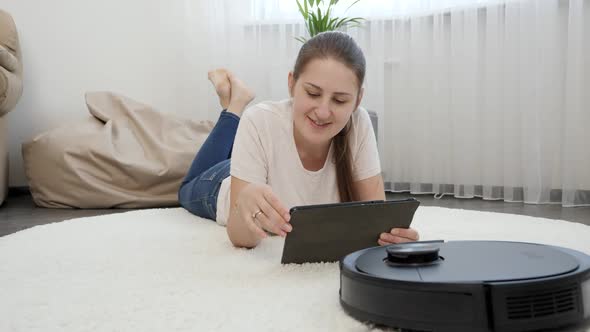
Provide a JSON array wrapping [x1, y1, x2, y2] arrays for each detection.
[[178, 110, 240, 220]]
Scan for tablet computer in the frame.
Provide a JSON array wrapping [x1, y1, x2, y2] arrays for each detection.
[[281, 198, 420, 264]]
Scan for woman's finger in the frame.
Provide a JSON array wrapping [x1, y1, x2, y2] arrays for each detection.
[[380, 232, 415, 244], [378, 239, 390, 246], [243, 208, 267, 239], [390, 227, 419, 241], [253, 206, 285, 237], [262, 188, 291, 222], [394, 236, 415, 244], [380, 233, 396, 243], [257, 198, 291, 236]]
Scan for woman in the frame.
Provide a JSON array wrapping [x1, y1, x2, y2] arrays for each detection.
[[179, 31, 419, 248]]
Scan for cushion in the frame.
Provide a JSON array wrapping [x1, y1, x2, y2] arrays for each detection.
[[22, 92, 215, 208]]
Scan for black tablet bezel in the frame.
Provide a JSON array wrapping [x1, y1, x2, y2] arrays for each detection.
[[281, 198, 420, 264]]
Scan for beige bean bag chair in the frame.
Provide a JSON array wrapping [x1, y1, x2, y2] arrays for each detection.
[[22, 92, 214, 208]]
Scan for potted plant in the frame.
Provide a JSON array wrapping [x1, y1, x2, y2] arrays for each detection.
[[295, 0, 364, 42]]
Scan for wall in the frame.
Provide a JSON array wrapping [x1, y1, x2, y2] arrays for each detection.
[[2, 0, 588, 206], [0, 0, 215, 186]]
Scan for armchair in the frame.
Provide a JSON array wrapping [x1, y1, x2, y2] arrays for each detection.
[[0, 9, 23, 205]]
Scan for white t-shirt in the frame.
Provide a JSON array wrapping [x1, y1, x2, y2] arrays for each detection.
[[215, 99, 381, 225]]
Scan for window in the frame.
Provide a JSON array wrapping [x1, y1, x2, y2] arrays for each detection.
[[253, 0, 516, 21]]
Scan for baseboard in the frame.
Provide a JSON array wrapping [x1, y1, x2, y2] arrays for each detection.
[[384, 182, 590, 206], [7, 186, 30, 197]]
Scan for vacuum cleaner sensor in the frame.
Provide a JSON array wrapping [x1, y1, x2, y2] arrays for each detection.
[[340, 241, 590, 332]]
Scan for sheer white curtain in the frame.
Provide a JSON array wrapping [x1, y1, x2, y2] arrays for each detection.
[[367, 0, 590, 207], [252, 0, 518, 20], [193, 0, 589, 206]]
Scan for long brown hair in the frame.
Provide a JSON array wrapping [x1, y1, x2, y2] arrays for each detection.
[[291, 31, 366, 202]]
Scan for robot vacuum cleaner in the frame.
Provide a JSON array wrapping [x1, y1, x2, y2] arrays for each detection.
[[340, 240, 590, 332]]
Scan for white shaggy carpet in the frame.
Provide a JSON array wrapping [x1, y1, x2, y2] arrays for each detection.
[[1, 206, 590, 332]]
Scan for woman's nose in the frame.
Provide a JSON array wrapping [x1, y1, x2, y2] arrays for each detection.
[[315, 99, 331, 119]]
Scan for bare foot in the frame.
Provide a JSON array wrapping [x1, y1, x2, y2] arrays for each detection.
[[208, 68, 231, 109], [226, 73, 255, 117]]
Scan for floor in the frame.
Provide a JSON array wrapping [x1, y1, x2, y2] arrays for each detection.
[[1, 188, 589, 238]]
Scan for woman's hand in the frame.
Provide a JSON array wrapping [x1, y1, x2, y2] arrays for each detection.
[[378, 227, 420, 246], [235, 183, 292, 239]]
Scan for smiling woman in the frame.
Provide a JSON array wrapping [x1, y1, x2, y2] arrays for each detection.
[[178, 31, 420, 249]]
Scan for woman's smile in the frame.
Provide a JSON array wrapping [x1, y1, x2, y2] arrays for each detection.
[[307, 116, 331, 129]]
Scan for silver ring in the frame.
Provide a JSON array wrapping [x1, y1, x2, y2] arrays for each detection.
[[252, 210, 263, 220]]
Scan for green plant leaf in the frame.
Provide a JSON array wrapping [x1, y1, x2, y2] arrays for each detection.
[[295, 0, 365, 39], [334, 17, 347, 29], [350, 17, 364, 25], [311, 12, 321, 36], [323, 8, 333, 30], [316, 7, 323, 31], [349, 18, 365, 29], [307, 15, 317, 36], [321, 9, 330, 31], [327, 16, 338, 30], [295, 36, 307, 43], [333, 16, 364, 30], [304, 17, 311, 37], [296, 0, 308, 20], [309, 11, 317, 22], [344, 0, 362, 14]]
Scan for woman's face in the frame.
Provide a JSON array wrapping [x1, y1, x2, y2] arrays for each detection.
[[288, 57, 363, 147]]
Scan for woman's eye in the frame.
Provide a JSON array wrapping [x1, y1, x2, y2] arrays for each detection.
[[334, 99, 347, 104], [307, 92, 320, 97]]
